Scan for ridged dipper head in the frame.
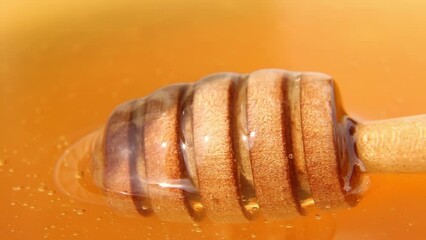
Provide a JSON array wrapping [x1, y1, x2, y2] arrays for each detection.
[[93, 69, 362, 223]]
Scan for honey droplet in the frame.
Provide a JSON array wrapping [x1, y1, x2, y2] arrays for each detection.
[[285, 224, 294, 229], [38, 185, 47, 192], [73, 208, 86, 215], [47, 190, 56, 196], [12, 185, 23, 191], [75, 171, 84, 179]]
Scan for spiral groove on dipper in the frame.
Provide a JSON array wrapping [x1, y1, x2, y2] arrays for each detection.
[[98, 69, 355, 223]]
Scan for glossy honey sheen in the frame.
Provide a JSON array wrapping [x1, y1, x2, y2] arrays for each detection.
[[1, 1, 426, 239]]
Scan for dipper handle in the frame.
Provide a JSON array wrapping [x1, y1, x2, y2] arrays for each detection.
[[355, 114, 426, 173]]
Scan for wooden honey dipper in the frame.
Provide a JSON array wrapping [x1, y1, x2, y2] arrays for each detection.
[[92, 69, 426, 223]]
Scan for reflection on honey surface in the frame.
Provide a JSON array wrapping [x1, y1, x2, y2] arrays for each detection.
[[1, 1, 426, 239]]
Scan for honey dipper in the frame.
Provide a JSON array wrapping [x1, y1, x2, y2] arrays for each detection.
[[92, 69, 425, 223]]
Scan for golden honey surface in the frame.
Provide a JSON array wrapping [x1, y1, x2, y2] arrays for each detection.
[[1, 1, 426, 239]]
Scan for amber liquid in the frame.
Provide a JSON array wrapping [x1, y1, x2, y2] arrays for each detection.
[[1, 1, 426, 239]]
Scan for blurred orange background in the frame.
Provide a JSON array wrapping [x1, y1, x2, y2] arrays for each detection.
[[1, 1, 425, 239]]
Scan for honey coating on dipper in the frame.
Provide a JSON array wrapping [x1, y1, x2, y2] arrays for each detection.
[[54, 69, 368, 224]]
